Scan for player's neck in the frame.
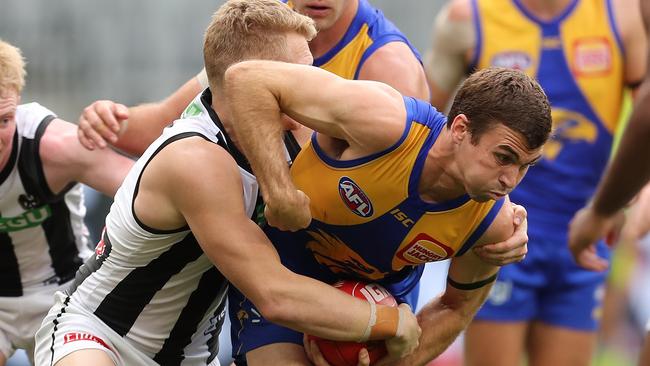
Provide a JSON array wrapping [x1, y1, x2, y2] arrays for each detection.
[[210, 91, 239, 147], [519, 0, 573, 21], [418, 128, 467, 203], [309, 0, 359, 59]]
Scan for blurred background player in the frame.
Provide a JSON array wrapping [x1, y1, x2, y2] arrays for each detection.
[[569, 1, 650, 365], [424, 0, 647, 365], [0, 39, 134, 365]]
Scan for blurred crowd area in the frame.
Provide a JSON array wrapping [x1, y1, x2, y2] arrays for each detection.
[[1, 1, 647, 365]]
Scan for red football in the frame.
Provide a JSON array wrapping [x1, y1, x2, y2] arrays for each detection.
[[308, 280, 397, 366]]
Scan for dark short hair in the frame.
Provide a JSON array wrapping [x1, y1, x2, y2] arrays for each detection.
[[447, 67, 552, 149]]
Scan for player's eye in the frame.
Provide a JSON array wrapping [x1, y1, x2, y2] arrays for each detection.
[[494, 153, 512, 165]]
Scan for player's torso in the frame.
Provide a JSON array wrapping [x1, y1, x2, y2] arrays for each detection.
[[472, 0, 625, 222], [0, 103, 89, 296], [67, 90, 245, 363], [286, 0, 421, 79], [288, 97, 503, 281]]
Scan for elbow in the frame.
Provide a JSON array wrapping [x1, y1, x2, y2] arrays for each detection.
[[255, 298, 291, 325], [250, 284, 299, 325], [223, 61, 257, 90]]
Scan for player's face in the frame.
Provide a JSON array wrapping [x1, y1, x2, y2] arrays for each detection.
[[0, 90, 18, 170], [285, 31, 314, 66], [457, 121, 542, 202], [291, 0, 350, 31]]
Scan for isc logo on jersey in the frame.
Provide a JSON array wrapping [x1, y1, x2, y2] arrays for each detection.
[[338, 177, 374, 217], [0, 206, 51, 232], [396, 233, 454, 264]]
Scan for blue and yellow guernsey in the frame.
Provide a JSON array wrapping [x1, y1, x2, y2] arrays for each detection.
[[284, 0, 422, 79], [268, 97, 504, 298], [471, 0, 625, 225]]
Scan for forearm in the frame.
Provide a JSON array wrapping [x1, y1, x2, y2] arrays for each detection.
[[264, 272, 399, 342], [115, 77, 202, 156], [225, 68, 297, 203], [113, 103, 174, 156], [399, 286, 492, 365], [593, 81, 650, 216]]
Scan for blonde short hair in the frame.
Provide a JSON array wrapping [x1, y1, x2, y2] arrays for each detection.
[[203, 0, 316, 89], [0, 40, 26, 95]]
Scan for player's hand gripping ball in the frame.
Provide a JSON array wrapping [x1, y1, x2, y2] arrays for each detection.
[[308, 280, 397, 366]]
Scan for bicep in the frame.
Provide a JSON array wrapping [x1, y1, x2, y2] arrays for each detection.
[[41, 119, 133, 196], [171, 147, 287, 301], [226, 61, 406, 150], [279, 66, 406, 146]]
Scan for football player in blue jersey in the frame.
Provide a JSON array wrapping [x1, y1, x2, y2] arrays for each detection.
[[224, 62, 552, 365], [425, 0, 647, 364], [569, 1, 650, 365]]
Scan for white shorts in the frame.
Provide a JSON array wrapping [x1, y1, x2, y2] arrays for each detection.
[[34, 292, 221, 366], [0, 281, 70, 362], [646, 318, 650, 333]]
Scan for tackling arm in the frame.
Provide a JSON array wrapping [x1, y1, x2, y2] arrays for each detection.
[[223, 60, 406, 230], [152, 138, 419, 347]]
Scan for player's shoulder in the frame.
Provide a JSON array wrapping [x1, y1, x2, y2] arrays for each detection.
[[445, 0, 473, 23], [38, 118, 78, 160], [156, 134, 238, 177], [610, 0, 642, 36], [15, 102, 56, 137], [362, 41, 420, 71]]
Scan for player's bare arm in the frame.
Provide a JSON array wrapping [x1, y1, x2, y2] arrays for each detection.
[[39, 118, 134, 197], [134, 137, 421, 353], [615, 0, 647, 87], [224, 60, 406, 228], [383, 198, 514, 366], [358, 42, 430, 100], [425, 0, 474, 110], [78, 74, 203, 156]]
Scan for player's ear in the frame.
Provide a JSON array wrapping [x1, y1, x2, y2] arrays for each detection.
[[450, 113, 469, 144]]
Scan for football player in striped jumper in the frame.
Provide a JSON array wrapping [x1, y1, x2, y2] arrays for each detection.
[[0, 39, 134, 366], [33, 2, 421, 366]]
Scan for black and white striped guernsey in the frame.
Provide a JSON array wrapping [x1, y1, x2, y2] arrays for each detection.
[[0, 102, 90, 297], [65, 89, 274, 365]]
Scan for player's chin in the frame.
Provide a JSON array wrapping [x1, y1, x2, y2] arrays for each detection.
[[469, 193, 492, 202]]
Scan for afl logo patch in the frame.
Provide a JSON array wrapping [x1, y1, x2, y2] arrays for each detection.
[[491, 52, 532, 71], [338, 176, 374, 217], [396, 233, 454, 264]]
